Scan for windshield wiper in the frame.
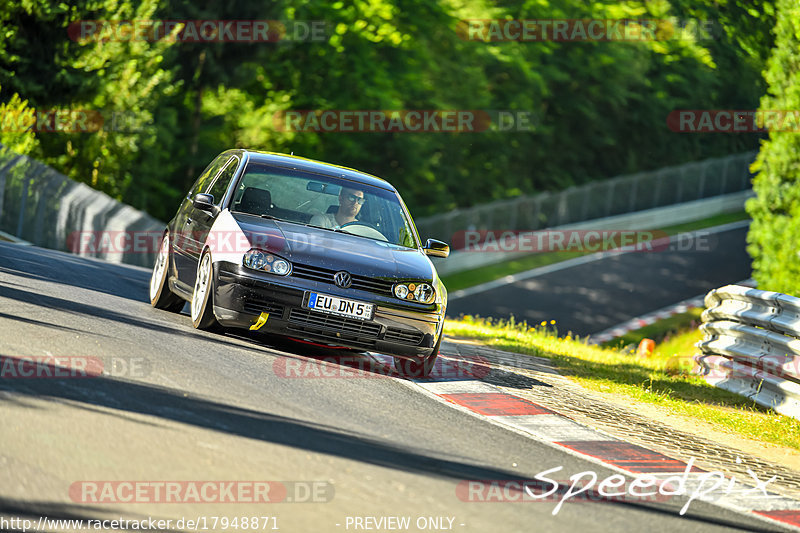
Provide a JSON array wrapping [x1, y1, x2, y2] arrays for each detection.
[[263, 217, 341, 232], [305, 223, 344, 233]]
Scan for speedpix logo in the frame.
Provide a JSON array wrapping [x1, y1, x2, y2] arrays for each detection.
[[457, 459, 777, 516]]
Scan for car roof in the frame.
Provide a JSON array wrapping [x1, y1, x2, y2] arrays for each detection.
[[233, 149, 396, 192]]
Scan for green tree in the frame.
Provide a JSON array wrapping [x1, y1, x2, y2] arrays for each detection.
[[0, 0, 178, 215], [746, 0, 800, 295], [0, 0, 779, 222], [0, 86, 38, 155]]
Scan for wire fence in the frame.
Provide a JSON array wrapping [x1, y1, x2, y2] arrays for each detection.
[[0, 146, 163, 267], [415, 151, 756, 245]]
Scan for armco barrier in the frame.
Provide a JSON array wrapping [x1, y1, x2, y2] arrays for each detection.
[[695, 284, 800, 420], [0, 146, 164, 267]]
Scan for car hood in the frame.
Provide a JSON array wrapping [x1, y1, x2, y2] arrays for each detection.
[[232, 213, 434, 280]]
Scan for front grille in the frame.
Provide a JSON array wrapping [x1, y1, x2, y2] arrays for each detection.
[[287, 308, 381, 348], [290, 263, 332, 284], [351, 277, 394, 296], [384, 327, 424, 346], [288, 308, 382, 337], [242, 296, 285, 317], [291, 263, 394, 296]]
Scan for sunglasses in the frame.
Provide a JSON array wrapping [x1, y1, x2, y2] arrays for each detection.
[[344, 194, 366, 205]]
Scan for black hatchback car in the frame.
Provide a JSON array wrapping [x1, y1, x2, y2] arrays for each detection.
[[149, 149, 450, 376]]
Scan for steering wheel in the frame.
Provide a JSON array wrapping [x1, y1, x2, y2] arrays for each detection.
[[339, 221, 388, 241]]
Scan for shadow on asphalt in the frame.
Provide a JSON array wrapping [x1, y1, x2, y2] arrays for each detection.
[[0, 284, 248, 353], [0, 365, 785, 532], [1, 363, 531, 482], [0, 241, 150, 304]]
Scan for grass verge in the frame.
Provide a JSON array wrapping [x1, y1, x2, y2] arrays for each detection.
[[442, 211, 750, 292], [446, 315, 800, 451]]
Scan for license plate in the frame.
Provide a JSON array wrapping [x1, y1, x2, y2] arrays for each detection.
[[304, 292, 375, 320]]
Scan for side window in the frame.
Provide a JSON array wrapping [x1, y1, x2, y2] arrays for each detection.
[[190, 154, 229, 197], [206, 156, 240, 206]]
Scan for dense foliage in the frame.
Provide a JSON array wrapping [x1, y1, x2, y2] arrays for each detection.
[[746, 0, 800, 295], [0, 0, 774, 221]]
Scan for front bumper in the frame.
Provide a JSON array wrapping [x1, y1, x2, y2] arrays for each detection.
[[211, 262, 444, 360]]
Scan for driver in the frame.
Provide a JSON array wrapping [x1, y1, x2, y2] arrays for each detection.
[[310, 186, 365, 229]]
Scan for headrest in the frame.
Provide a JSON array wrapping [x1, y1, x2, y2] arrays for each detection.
[[239, 187, 272, 215]]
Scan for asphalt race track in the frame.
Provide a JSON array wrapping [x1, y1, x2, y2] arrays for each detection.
[[446, 224, 751, 336], [0, 239, 789, 532]]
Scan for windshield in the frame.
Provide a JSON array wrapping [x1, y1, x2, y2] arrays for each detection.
[[230, 162, 419, 249]]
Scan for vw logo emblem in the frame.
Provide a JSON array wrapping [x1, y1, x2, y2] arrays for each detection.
[[333, 271, 352, 288]]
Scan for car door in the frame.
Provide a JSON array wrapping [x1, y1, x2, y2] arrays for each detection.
[[177, 155, 242, 289], [172, 154, 231, 291]]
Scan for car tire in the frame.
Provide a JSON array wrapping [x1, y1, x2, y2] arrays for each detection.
[[149, 232, 184, 312], [393, 333, 441, 378], [191, 250, 222, 331]]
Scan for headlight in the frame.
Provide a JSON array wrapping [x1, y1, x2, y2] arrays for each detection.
[[243, 249, 292, 276], [394, 284, 409, 299], [414, 283, 435, 304], [393, 282, 435, 304], [272, 259, 290, 275]]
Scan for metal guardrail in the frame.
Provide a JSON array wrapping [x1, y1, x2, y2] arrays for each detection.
[[0, 145, 164, 267], [695, 284, 800, 419], [416, 151, 756, 245]]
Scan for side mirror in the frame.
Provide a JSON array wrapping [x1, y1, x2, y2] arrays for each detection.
[[423, 238, 450, 258], [192, 193, 216, 212]]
